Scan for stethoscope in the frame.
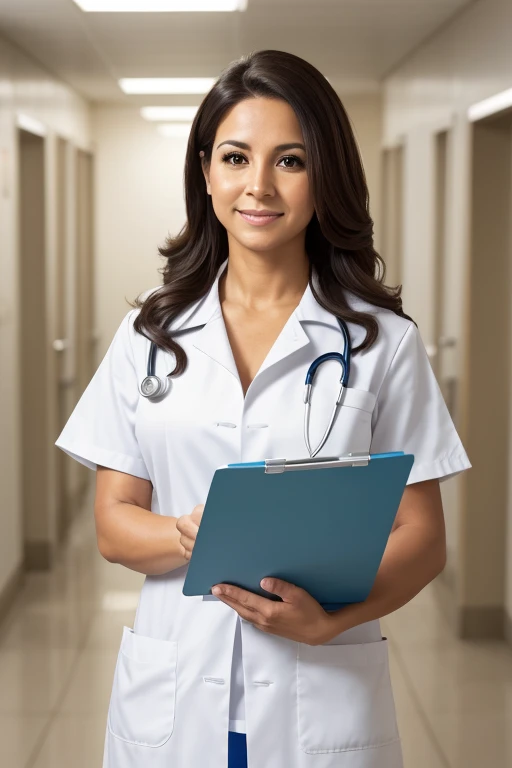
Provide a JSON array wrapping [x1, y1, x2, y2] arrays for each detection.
[[139, 316, 351, 459]]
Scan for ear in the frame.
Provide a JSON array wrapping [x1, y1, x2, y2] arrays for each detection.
[[199, 150, 211, 196]]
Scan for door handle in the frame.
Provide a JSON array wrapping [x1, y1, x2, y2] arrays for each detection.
[[53, 338, 70, 352], [438, 336, 457, 348]]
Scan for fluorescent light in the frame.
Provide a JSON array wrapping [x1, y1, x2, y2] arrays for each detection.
[[158, 123, 192, 137], [16, 113, 47, 137], [468, 87, 512, 122], [120, 78, 215, 94], [141, 106, 198, 121], [73, 1, 247, 11]]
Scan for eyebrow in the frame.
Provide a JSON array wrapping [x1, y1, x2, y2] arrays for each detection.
[[216, 140, 306, 152]]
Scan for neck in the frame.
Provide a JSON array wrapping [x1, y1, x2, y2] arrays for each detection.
[[219, 248, 310, 312]]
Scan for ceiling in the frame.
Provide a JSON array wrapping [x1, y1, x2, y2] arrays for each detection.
[[0, 0, 475, 105]]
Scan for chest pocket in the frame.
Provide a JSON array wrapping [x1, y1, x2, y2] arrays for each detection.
[[307, 378, 377, 458]]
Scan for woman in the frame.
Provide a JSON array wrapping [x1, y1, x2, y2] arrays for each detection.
[[56, 49, 471, 768]]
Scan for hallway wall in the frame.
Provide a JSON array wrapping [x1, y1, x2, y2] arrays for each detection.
[[0, 32, 91, 604], [381, 0, 512, 634]]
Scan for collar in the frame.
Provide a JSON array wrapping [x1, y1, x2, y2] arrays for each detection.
[[162, 259, 358, 381]]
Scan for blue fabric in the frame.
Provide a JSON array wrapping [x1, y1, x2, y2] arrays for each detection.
[[228, 730, 247, 768]]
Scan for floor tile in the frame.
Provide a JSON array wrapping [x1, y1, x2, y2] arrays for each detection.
[[58, 650, 118, 719], [83, 610, 136, 650], [31, 714, 107, 768], [0, 714, 48, 768], [0, 648, 76, 714], [430, 709, 512, 768]]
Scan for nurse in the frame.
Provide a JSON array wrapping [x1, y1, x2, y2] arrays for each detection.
[[55, 49, 471, 768]]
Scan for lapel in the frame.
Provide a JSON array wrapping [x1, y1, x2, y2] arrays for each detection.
[[166, 258, 341, 382]]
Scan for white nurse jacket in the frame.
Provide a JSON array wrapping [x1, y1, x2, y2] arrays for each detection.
[[55, 257, 471, 768]]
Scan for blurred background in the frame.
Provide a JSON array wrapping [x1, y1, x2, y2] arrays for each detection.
[[0, 0, 511, 766]]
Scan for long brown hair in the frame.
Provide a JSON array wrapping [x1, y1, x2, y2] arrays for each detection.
[[131, 49, 413, 376]]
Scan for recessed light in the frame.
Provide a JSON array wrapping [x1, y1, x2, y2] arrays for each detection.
[[157, 123, 192, 137], [141, 106, 199, 121], [16, 113, 47, 137], [73, 1, 247, 11], [120, 78, 215, 94], [468, 87, 512, 122]]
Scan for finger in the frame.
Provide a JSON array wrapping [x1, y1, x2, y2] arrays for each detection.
[[213, 592, 261, 622], [180, 519, 199, 539], [180, 534, 196, 552], [213, 584, 277, 617], [260, 578, 303, 603]]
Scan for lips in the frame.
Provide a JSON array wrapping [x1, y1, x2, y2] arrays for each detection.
[[237, 210, 284, 226]]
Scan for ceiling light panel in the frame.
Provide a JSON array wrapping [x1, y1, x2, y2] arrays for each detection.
[[141, 106, 198, 121], [468, 87, 512, 122], [73, 1, 247, 11], [120, 78, 215, 94], [158, 123, 192, 137]]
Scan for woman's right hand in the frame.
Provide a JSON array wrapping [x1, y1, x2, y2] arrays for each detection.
[[176, 504, 204, 561]]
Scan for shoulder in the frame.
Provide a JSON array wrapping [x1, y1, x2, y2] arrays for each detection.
[[343, 289, 416, 353], [122, 285, 163, 337]]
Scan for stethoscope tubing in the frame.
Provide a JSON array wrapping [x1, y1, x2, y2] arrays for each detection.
[[140, 316, 351, 458]]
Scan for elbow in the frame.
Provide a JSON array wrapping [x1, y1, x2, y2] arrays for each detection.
[[433, 535, 447, 578], [97, 533, 117, 563]]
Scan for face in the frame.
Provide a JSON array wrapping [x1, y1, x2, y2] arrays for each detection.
[[201, 97, 315, 254]]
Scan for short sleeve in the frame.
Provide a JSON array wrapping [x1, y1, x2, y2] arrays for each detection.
[[370, 322, 471, 485], [55, 309, 151, 481]]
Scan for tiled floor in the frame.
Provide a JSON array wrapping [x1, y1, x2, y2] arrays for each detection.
[[1, 482, 511, 767]]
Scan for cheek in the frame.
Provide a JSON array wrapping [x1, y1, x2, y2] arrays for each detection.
[[287, 181, 315, 225]]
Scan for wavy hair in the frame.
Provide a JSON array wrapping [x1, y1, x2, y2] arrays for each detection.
[[130, 49, 413, 376]]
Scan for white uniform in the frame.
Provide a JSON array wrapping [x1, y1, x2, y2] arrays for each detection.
[[55, 257, 471, 768]]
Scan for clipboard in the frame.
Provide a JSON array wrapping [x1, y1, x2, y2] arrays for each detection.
[[182, 451, 414, 611]]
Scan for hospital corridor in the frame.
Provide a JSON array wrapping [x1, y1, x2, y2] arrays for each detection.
[[1, 1, 512, 767]]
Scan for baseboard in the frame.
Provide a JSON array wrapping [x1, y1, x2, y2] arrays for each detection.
[[24, 540, 54, 571], [431, 567, 458, 634], [0, 564, 25, 629], [505, 611, 512, 646], [459, 606, 505, 639]]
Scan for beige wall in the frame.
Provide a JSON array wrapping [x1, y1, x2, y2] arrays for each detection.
[[0, 32, 91, 599], [92, 92, 383, 355], [381, 0, 512, 631]]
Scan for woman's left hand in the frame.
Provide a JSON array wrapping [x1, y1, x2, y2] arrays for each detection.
[[211, 578, 336, 645]]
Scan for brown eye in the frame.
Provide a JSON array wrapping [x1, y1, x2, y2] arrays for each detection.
[[278, 155, 305, 169], [221, 152, 246, 165]]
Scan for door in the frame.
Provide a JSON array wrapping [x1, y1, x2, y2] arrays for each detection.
[[380, 145, 404, 288], [460, 110, 512, 638], [18, 128, 52, 569], [73, 149, 96, 508]]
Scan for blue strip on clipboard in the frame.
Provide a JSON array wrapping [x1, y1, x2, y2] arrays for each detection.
[[226, 451, 405, 468]]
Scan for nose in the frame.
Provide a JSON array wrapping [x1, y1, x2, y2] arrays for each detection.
[[244, 161, 276, 198]]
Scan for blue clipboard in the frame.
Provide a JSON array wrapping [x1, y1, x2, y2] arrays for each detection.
[[182, 451, 414, 611]]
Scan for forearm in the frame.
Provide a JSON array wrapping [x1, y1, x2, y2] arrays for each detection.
[[97, 502, 188, 576], [325, 523, 446, 639]]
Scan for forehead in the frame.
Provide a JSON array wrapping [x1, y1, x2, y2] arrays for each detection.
[[215, 97, 304, 144]]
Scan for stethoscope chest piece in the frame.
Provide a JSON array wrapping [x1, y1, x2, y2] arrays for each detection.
[[139, 374, 171, 399]]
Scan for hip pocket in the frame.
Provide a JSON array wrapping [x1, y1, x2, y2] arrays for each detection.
[[296, 637, 399, 754], [108, 626, 178, 748]]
